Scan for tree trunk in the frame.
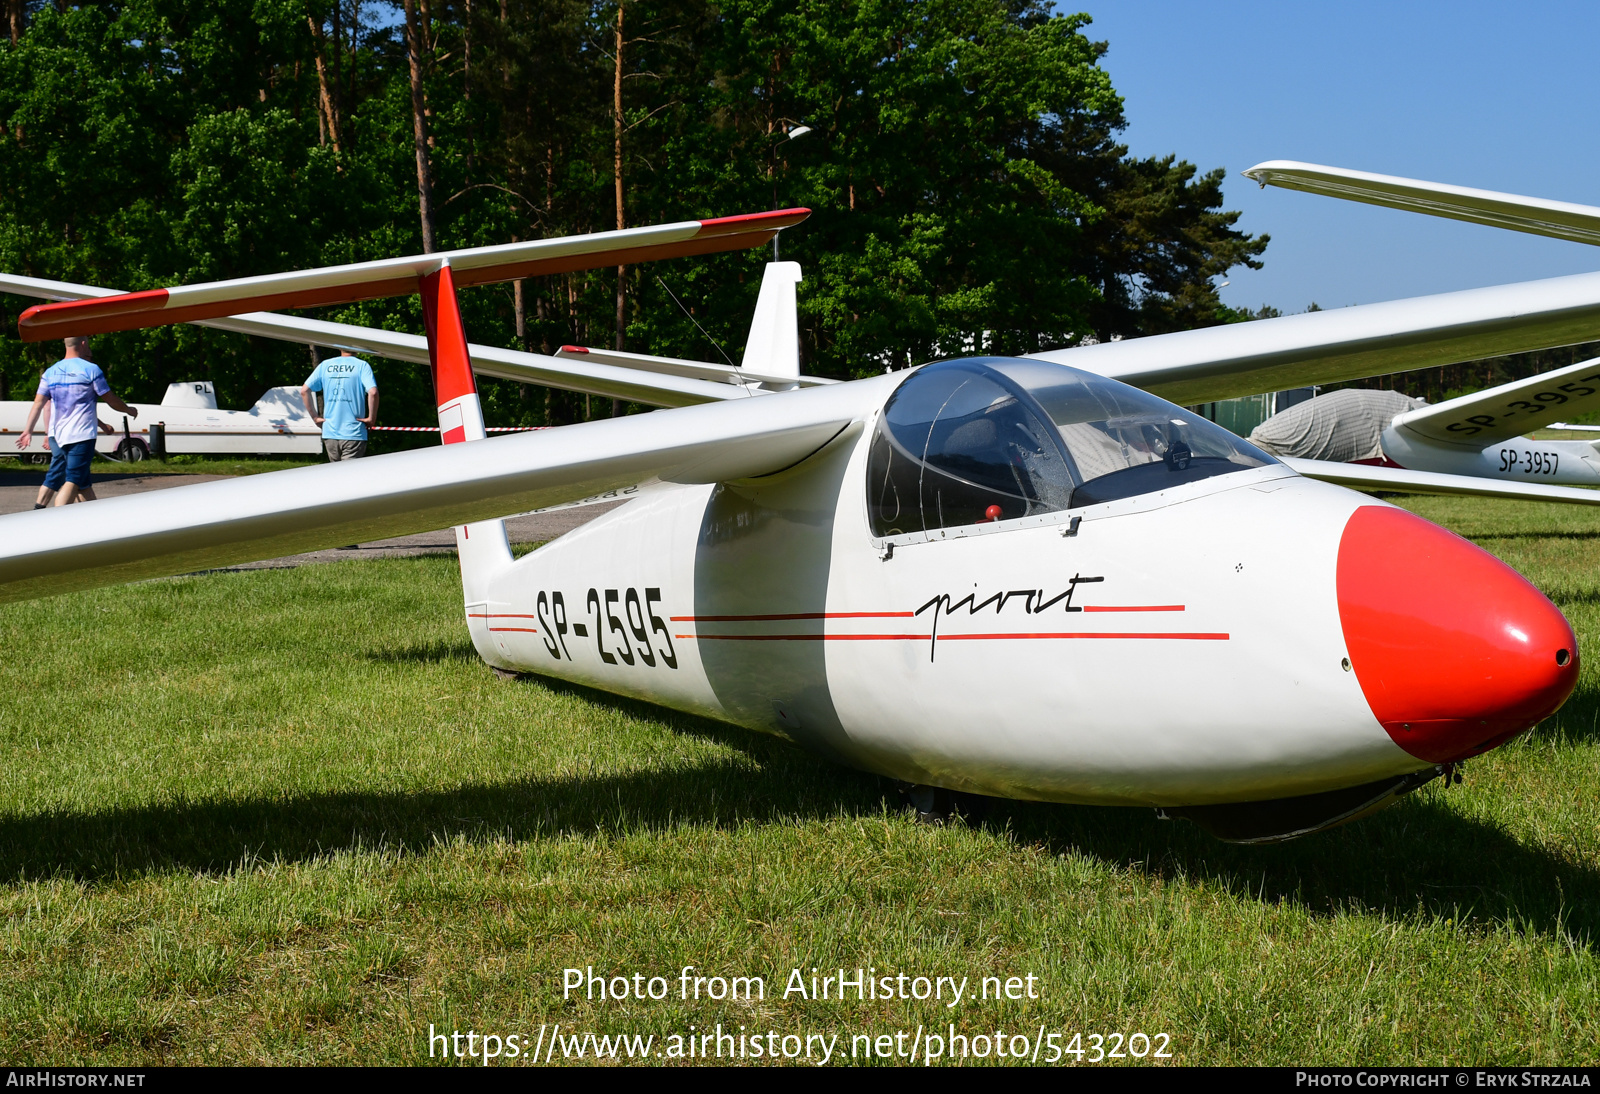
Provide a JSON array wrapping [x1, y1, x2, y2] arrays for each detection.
[[329, 2, 343, 140], [7, 0, 22, 46], [513, 278, 526, 351], [612, 1, 625, 417], [401, 0, 438, 253], [306, 16, 342, 153], [463, 0, 474, 173], [514, 275, 529, 412], [346, 0, 361, 145]]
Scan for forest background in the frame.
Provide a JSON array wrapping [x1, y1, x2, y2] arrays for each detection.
[[0, 0, 1577, 436]]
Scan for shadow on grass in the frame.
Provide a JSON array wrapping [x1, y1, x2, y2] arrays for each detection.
[[3, 671, 1595, 945], [1533, 681, 1600, 745], [1466, 530, 1600, 542], [994, 789, 1600, 945], [0, 744, 880, 885], [364, 638, 482, 664], [1544, 587, 1600, 611]]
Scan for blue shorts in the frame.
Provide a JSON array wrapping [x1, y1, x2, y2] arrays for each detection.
[[44, 439, 95, 490]]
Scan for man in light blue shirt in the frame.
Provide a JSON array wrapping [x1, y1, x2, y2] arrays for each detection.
[[15, 336, 138, 507], [300, 349, 379, 461]]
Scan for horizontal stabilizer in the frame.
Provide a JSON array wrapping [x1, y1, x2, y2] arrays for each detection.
[[0, 383, 864, 603], [1243, 161, 1600, 246], [555, 344, 835, 390], [1386, 356, 1600, 448], [1030, 270, 1600, 406], [0, 273, 739, 408], [1286, 457, 1600, 505], [17, 210, 809, 341]]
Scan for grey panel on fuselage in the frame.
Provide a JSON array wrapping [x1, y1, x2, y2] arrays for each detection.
[[691, 431, 858, 762]]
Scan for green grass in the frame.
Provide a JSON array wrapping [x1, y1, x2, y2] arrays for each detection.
[[0, 454, 324, 479], [0, 454, 321, 477], [0, 495, 1597, 1065]]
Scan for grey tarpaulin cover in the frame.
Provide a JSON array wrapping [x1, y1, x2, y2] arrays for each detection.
[[1248, 389, 1426, 461]]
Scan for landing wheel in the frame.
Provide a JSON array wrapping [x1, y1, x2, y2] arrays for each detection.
[[491, 666, 523, 681], [115, 438, 149, 462], [900, 784, 991, 826]]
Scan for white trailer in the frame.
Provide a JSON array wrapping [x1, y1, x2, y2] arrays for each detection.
[[1, 381, 321, 462]]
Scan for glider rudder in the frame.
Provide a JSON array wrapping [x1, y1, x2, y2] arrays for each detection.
[[419, 260, 512, 605]]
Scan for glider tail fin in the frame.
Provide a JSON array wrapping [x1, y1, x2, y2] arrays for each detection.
[[419, 261, 513, 609], [739, 261, 802, 384]]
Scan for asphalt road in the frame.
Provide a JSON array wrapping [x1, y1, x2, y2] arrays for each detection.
[[0, 471, 621, 568]]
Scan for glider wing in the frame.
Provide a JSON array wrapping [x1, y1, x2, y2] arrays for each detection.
[[1285, 457, 1600, 505], [1242, 160, 1600, 246], [554, 345, 837, 390], [0, 272, 738, 408], [0, 382, 863, 604], [1385, 355, 1600, 448], [1029, 270, 1600, 406], [16, 210, 808, 341]]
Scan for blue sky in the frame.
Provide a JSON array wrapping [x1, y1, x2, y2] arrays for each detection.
[[1078, 1, 1600, 313]]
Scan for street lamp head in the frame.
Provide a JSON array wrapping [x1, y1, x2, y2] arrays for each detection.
[[786, 125, 814, 140]]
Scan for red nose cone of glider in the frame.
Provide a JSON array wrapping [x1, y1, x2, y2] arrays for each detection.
[[1336, 505, 1578, 763]]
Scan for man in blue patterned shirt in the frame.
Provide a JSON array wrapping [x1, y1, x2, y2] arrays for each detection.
[[15, 337, 139, 507]]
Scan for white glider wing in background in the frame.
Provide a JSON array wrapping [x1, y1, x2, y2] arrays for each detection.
[[1286, 458, 1600, 505], [1386, 355, 1600, 448], [552, 345, 837, 391], [1029, 271, 1600, 405], [1241, 160, 1600, 246], [0, 272, 739, 408], [1029, 162, 1600, 404]]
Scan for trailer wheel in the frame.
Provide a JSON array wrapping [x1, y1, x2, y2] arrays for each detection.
[[115, 438, 149, 462]]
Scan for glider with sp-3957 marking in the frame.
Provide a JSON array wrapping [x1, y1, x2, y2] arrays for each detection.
[[1, 185, 1595, 842], [1242, 161, 1600, 491]]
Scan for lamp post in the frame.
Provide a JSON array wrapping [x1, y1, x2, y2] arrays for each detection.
[[774, 123, 814, 260]]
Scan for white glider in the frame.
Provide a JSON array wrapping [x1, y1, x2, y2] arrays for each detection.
[[1, 183, 1593, 841]]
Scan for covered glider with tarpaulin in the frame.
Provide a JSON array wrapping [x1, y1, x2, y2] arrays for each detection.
[[1249, 389, 1426, 463]]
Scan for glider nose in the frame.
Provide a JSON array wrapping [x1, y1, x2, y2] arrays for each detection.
[[1336, 505, 1579, 763]]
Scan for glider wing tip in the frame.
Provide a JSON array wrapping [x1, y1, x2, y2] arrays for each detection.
[[17, 288, 171, 341], [697, 208, 812, 234]]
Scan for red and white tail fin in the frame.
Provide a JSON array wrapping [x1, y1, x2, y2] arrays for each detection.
[[419, 260, 511, 606]]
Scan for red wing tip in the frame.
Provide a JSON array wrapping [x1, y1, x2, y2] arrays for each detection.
[[18, 288, 171, 339], [698, 208, 811, 232], [558, 345, 589, 354]]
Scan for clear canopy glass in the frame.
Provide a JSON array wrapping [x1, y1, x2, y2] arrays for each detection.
[[866, 357, 1275, 538]]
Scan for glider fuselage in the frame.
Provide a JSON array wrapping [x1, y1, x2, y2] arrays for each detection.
[[1382, 427, 1600, 485], [463, 364, 1578, 812]]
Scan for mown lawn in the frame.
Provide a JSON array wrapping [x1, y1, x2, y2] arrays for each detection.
[[0, 493, 1596, 1066], [0, 454, 322, 477]]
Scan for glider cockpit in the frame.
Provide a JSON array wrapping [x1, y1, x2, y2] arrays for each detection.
[[867, 357, 1275, 541]]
